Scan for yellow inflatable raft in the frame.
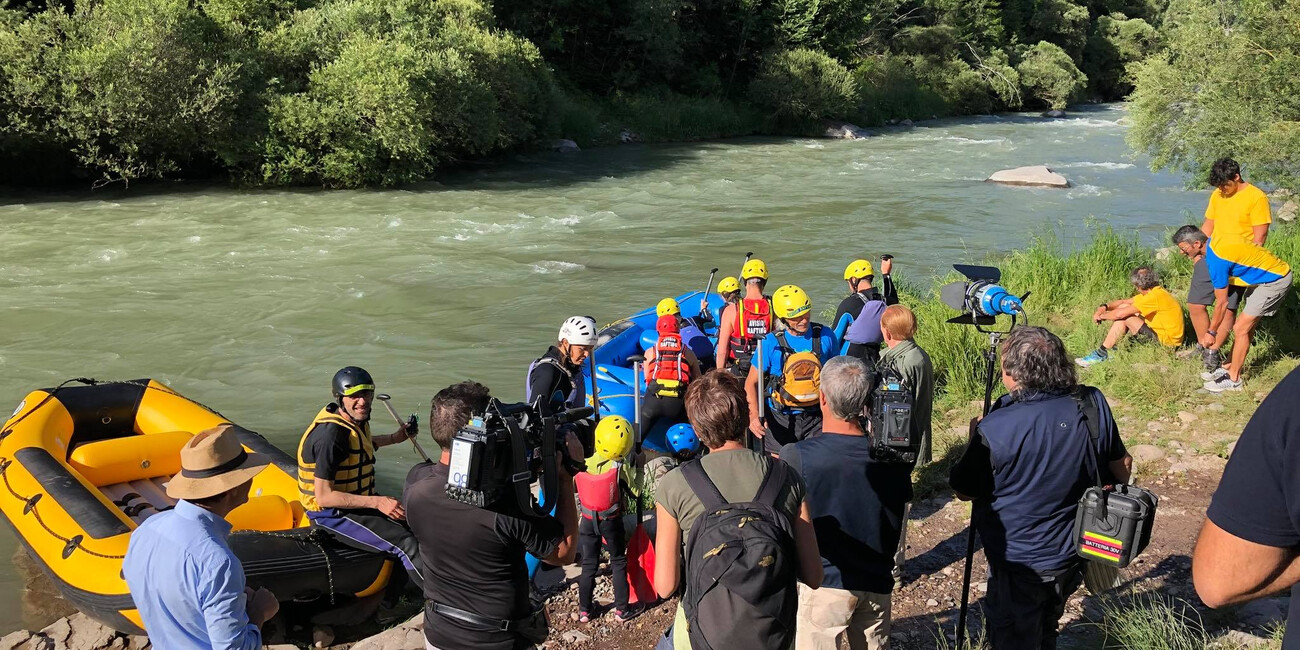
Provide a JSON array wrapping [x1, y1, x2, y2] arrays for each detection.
[[0, 379, 393, 634]]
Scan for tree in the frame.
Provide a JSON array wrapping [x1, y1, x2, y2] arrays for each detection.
[[1016, 40, 1088, 109], [1128, 0, 1300, 192]]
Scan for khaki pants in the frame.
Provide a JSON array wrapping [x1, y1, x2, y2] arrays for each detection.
[[796, 583, 891, 650]]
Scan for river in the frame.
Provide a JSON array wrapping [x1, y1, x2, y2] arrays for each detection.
[[0, 103, 1204, 632]]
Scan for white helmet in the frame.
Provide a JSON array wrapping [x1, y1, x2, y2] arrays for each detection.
[[559, 316, 598, 346]]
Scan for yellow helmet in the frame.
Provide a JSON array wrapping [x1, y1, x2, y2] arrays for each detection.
[[843, 259, 874, 281], [741, 259, 769, 281], [656, 298, 681, 317], [717, 276, 741, 294], [772, 285, 812, 319], [594, 415, 634, 461]]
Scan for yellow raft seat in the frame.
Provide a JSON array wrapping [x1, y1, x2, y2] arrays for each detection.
[[0, 379, 393, 635]]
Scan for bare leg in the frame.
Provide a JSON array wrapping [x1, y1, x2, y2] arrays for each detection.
[[1102, 317, 1146, 349], [1188, 303, 1209, 341], [1217, 309, 1236, 352], [1226, 313, 1260, 382]]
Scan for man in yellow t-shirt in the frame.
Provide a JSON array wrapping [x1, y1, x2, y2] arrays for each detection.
[[1185, 158, 1273, 371], [1076, 266, 1185, 367]]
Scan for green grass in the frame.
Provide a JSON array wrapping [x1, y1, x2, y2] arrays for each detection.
[[1096, 593, 1210, 649]]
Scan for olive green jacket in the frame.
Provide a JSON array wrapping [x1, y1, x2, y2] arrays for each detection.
[[879, 339, 936, 465]]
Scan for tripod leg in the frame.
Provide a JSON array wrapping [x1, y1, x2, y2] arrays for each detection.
[[956, 340, 1001, 648]]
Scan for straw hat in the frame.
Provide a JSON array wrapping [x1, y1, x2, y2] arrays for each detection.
[[167, 424, 270, 500]]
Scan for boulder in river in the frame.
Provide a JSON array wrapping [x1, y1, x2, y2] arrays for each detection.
[[1043, 109, 1067, 118], [986, 165, 1071, 188], [822, 121, 871, 140], [551, 139, 580, 153]]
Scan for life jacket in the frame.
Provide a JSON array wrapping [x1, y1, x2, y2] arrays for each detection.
[[296, 405, 377, 512], [729, 297, 772, 361], [649, 332, 691, 397], [526, 351, 585, 410], [769, 326, 824, 410], [575, 463, 622, 519], [844, 290, 887, 345]]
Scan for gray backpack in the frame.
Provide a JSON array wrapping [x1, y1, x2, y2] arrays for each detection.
[[680, 459, 797, 650]]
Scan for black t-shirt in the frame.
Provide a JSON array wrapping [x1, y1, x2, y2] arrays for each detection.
[[832, 274, 898, 334], [302, 422, 353, 482], [780, 432, 913, 592], [404, 462, 563, 650], [1206, 367, 1300, 650]]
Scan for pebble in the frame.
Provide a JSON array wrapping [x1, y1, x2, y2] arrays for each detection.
[[1207, 402, 1226, 412], [312, 625, 335, 648], [926, 599, 939, 607], [1177, 411, 1198, 424], [561, 630, 592, 644]]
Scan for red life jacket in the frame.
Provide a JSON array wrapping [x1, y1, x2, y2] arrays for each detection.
[[575, 465, 621, 519], [729, 298, 772, 360], [650, 332, 691, 397]]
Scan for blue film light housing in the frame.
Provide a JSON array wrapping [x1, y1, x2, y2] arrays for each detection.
[[940, 264, 1027, 325]]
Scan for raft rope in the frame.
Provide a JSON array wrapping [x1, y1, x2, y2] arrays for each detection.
[[232, 528, 338, 605], [0, 457, 125, 560]]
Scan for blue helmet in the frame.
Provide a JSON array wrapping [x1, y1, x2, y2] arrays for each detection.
[[667, 423, 701, 456]]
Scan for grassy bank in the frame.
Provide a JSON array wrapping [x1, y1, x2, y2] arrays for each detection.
[[903, 219, 1300, 499]]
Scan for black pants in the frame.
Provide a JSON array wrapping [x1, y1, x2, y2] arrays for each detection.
[[308, 508, 424, 592], [578, 515, 629, 612], [641, 392, 686, 431], [845, 342, 882, 373], [763, 408, 823, 454], [983, 561, 1084, 650]]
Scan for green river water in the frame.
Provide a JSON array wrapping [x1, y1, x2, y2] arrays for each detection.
[[0, 103, 1205, 631]]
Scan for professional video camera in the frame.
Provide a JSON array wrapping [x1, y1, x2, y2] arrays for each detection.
[[940, 264, 1027, 325], [445, 397, 593, 517], [868, 367, 916, 463]]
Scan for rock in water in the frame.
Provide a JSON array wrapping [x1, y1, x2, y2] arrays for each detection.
[[823, 121, 871, 140], [1043, 109, 1067, 118], [551, 139, 580, 153], [986, 165, 1071, 188]]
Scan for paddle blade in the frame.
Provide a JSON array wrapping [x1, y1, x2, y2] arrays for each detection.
[[626, 524, 657, 605]]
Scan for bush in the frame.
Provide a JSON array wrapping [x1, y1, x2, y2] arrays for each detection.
[[1028, 0, 1090, 60], [0, 0, 248, 185], [748, 48, 858, 125], [1016, 40, 1088, 109], [255, 0, 554, 187], [854, 55, 951, 124]]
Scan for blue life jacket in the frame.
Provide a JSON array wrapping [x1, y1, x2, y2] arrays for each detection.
[[844, 291, 887, 345]]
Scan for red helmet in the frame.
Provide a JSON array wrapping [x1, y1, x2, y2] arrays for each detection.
[[656, 314, 679, 334]]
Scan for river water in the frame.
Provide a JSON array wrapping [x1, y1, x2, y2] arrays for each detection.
[[0, 103, 1203, 631]]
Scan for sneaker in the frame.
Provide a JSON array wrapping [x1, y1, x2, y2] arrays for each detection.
[[1204, 375, 1243, 393], [612, 607, 638, 623], [1201, 368, 1229, 382], [578, 610, 591, 623], [1202, 348, 1223, 372], [1076, 351, 1108, 368]]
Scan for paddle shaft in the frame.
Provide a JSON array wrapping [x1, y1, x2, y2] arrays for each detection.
[[700, 267, 719, 317], [378, 397, 430, 462]]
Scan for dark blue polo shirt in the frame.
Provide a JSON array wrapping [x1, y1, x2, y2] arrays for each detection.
[[781, 432, 913, 593], [1207, 366, 1300, 649], [949, 387, 1126, 573]]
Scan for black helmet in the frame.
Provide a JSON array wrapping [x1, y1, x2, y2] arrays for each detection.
[[332, 366, 375, 399]]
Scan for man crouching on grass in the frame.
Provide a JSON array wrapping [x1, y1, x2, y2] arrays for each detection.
[[1076, 266, 1184, 367]]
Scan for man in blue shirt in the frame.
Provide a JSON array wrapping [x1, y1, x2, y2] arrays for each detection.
[[949, 327, 1132, 649], [745, 284, 838, 455], [780, 356, 912, 649], [124, 425, 280, 650]]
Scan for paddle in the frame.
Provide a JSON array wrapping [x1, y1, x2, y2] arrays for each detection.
[[375, 393, 429, 462], [698, 267, 719, 320]]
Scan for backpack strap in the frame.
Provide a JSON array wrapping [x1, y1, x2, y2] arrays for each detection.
[[680, 460, 727, 511], [1071, 385, 1104, 487], [773, 331, 793, 357], [811, 324, 823, 358], [753, 459, 788, 508]]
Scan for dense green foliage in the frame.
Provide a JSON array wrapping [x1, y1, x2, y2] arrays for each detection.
[[0, 0, 1173, 186], [1128, 0, 1300, 193]]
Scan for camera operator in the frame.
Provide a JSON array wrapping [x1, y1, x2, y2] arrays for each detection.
[[833, 257, 898, 370], [948, 327, 1132, 649], [404, 381, 582, 650], [778, 356, 911, 649]]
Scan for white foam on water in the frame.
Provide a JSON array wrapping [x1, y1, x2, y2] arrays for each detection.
[[95, 249, 122, 263], [549, 216, 582, 226], [944, 136, 1005, 145], [187, 235, 202, 243], [386, 216, 403, 228], [804, 144, 825, 149], [530, 260, 586, 274], [349, 289, 364, 298], [1067, 184, 1107, 198], [1055, 161, 1135, 169]]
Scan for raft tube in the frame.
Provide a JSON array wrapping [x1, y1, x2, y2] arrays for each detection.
[[0, 379, 392, 635]]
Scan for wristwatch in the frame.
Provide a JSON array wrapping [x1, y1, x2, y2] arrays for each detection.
[[1206, 329, 1217, 336]]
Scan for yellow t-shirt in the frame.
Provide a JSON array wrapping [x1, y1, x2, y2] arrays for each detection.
[[1130, 286, 1185, 347], [1205, 183, 1271, 246]]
